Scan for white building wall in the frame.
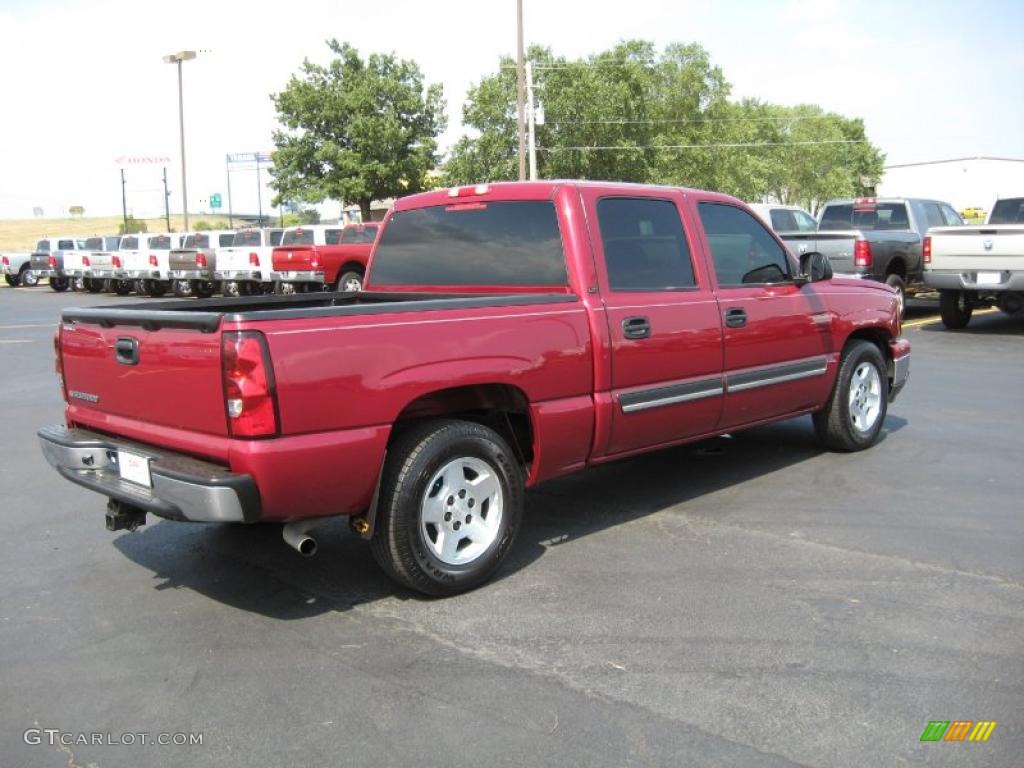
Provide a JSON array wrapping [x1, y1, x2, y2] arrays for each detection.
[[878, 157, 1024, 213]]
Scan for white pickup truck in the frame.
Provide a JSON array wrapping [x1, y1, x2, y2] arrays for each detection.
[[123, 232, 183, 297], [213, 227, 283, 296], [924, 196, 1024, 328]]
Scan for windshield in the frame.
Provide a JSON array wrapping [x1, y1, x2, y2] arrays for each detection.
[[282, 229, 315, 245], [989, 197, 1024, 224], [819, 202, 910, 231], [370, 201, 567, 287], [340, 225, 379, 243]]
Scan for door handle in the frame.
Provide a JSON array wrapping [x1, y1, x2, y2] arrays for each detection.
[[115, 337, 139, 366], [724, 308, 748, 328], [622, 316, 651, 340]]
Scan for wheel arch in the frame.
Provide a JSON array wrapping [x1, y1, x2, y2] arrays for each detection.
[[885, 258, 906, 279], [843, 327, 895, 382]]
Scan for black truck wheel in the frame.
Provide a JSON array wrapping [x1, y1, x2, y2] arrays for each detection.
[[939, 290, 972, 329], [885, 274, 906, 318], [193, 280, 216, 299], [370, 419, 524, 596], [19, 266, 38, 287], [112, 279, 133, 296], [336, 271, 363, 293], [50, 277, 70, 292], [813, 340, 888, 452]]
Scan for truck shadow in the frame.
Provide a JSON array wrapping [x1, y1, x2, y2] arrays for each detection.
[[920, 312, 1023, 336], [113, 414, 907, 617]]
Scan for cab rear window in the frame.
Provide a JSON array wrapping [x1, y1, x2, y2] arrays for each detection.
[[820, 202, 910, 231], [233, 231, 263, 247], [149, 235, 172, 249], [989, 197, 1024, 224], [184, 234, 210, 248], [282, 229, 315, 246], [341, 225, 379, 244], [370, 201, 567, 287]]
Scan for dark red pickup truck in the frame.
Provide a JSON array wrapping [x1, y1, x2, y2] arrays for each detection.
[[39, 181, 909, 595], [270, 222, 379, 293]]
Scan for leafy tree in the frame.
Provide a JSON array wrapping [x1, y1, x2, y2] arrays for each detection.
[[118, 216, 147, 234], [270, 40, 446, 220], [281, 209, 321, 226]]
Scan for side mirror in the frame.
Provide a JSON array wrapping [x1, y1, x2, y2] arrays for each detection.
[[799, 251, 833, 283]]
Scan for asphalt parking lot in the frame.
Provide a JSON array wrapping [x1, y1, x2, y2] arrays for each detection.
[[1, 284, 1021, 767]]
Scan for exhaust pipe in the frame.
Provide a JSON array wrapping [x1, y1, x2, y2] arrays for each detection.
[[282, 520, 319, 557]]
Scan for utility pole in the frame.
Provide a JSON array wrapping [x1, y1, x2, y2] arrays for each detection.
[[526, 61, 537, 181], [255, 152, 263, 225], [225, 155, 234, 228], [120, 169, 128, 231], [516, 0, 526, 181], [163, 51, 196, 231], [162, 167, 171, 231]]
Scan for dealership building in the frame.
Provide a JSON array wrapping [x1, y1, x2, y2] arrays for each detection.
[[877, 156, 1023, 214]]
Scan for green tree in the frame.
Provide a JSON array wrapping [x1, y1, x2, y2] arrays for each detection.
[[118, 216, 147, 234], [270, 40, 446, 220]]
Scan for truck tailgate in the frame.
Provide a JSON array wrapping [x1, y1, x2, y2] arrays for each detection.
[[272, 245, 317, 270], [60, 322, 228, 436], [929, 226, 1024, 271]]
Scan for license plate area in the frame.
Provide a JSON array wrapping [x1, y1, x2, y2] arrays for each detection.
[[976, 271, 1001, 286], [117, 449, 152, 487]]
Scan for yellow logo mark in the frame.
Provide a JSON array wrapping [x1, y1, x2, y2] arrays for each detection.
[[968, 721, 997, 742]]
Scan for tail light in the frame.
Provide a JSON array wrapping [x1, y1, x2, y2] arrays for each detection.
[[854, 240, 872, 268], [54, 329, 67, 402], [149, 254, 158, 266], [48, 255, 57, 269], [922, 236, 931, 264], [249, 252, 260, 267], [112, 255, 122, 269], [310, 253, 321, 270], [221, 331, 278, 437], [196, 253, 207, 268], [2, 256, 8, 267]]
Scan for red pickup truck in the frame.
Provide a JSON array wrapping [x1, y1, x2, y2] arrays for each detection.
[[270, 222, 379, 293], [39, 181, 909, 595]]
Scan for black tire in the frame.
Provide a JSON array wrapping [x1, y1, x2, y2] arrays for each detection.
[[274, 281, 297, 295], [112, 279, 133, 296], [336, 270, 363, 293], [885, 273, 906, 318], [370, 419, 525, 596], [221, 280, 241, 298], [939, 290, 972, 329], [50, 277, 70, 292], [813, 340, 889, 452], [172, 279, 193, 297], [85, 278, 103, 293], [5, 273, 18, 287], [19, 266, 38, 287], [194, 280, 216, 299], [145, 280, 169, 298], [133, 280, 147, 295]]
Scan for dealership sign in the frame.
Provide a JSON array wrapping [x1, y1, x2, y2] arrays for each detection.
[[227, 151, 273, 170], [114, 155, 172, 167]]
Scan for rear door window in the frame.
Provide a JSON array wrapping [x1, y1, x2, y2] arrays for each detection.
[[371, 201, 567, 287], [939, 205, 963, 226], [989, 198, 1024, 224], [920, 203, 945, 230], [596, 198, 696, 291], [698, 203, 793, 286]]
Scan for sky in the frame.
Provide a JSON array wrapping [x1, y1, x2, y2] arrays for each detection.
[[1, 0, 1021, 220]]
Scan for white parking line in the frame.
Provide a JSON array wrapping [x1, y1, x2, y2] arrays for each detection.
[[0, 323, 56, 329], [0, 339, 35, 344]]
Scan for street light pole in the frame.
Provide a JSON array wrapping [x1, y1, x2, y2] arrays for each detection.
[[164, 50, 196, 231], [516, 0, 526, 182]]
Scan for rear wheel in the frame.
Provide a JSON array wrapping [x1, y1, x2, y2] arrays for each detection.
[[885, 273, 906, 317], [112, 279, 133, 296], [370, 419, 524, 596], [337, 270, 363, 293], [3, 274, 15, 287], [274, 281, 297, 295], [50, 277, 70, 292], [85, 278, 103, 293], [72, 277, 86, 292], [145, 280, 168, 298], [939, 290, 972, 329], [813, 340, 888, 452], [194, 280, 216, 298], [172, 279, 193, 297]]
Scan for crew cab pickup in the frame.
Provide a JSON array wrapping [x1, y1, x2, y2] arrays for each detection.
[[170, 230, 235, 298], [270, 222, 379, 293], [123, 233, 184, 297], [69, 236, 121, 292], [778, 197, 963, 315], [214, 228, 283, 296], [30, 236, 85, 292], [39, 181, 910, 596], [924, 196, 1024, 328]]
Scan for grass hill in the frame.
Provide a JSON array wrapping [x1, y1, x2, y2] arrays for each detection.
[[0, 215, 236, 252]]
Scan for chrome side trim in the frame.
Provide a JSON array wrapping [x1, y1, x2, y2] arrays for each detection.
[[725, 356, 829, 393], [619, 378, 724, 413]]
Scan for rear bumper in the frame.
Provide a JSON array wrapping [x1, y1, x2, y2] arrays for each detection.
[[270, 270, 325, 283], [888, 338, 910, 402], [923, 269, 1024, 292], [38, 425, 260, 523], [33, 269, 61, 278], [214, 270, 261, 281], [171, 270, 214, 281], [127, 269, 164, 280]]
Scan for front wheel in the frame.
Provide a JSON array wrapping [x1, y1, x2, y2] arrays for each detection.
[[939, 290, 972, 329], [50, 277, 70, 292], [336, 271, 363, 293], [19, 267, 39, 287], [813, 340, 888, 452], [370, 419, 524, 596]]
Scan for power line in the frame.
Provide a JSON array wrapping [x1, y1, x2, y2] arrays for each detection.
[[540, 140, 867, 152], [546, 115, 847, 125]]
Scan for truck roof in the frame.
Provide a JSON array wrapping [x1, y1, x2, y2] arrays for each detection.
[[394, 180, 743, 211]]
